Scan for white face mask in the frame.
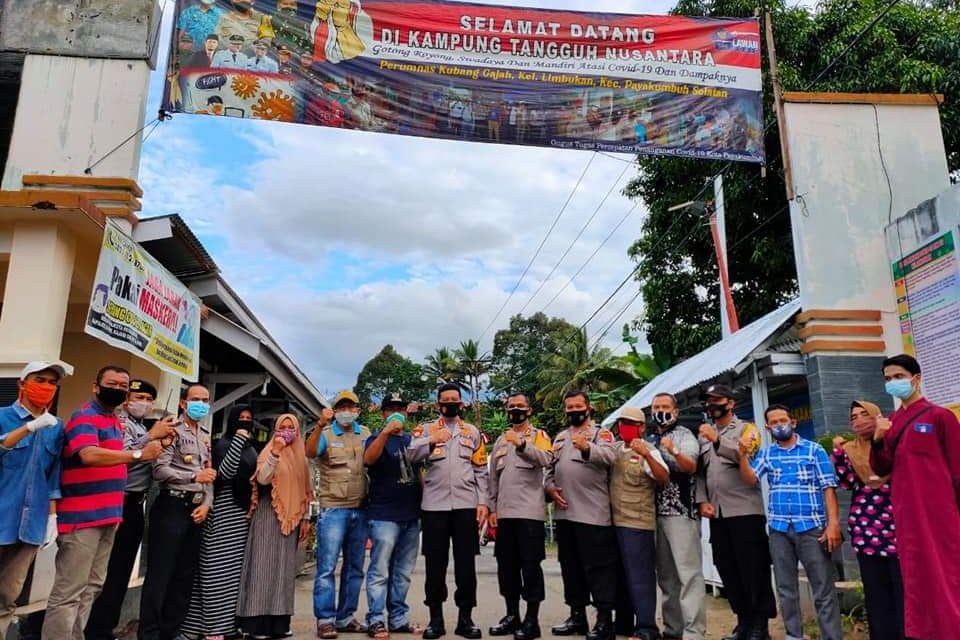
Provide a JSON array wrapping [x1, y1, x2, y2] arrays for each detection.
[[127, 401, 152, 419], [335, 411, 358, 427]]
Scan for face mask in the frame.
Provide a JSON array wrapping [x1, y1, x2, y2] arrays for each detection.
[[706, 402, 730, 419], [22, 381, 57, 408], [277, 429, 298, 445], [236, 419, 255, 431], [185, 400, 210, 421], [566, 411, 588, 427], [385, 412, 406, 426], [127, 401, 152, 419], [335, 411, 358, 426], [771, 424, 795, 442], [618, 422, 642, 444], [439, 403, 461, 418], [507, 409, 529, 425], [652, 410, 676, 427], [97, 386, 128, 409], [885, 378, 915, 400]]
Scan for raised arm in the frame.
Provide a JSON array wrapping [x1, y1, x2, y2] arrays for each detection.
[[217, 431, 249, 481]]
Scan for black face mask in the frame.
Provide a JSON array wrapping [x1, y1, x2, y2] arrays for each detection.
[[507, 409, 529, 425], [566, 411, 588, 427], [96, 386, 127, 409], [706, 402, 730, 419], [652, 411, 676, 427], [235, 419, 255, 432], [439, 403, 461, 418]]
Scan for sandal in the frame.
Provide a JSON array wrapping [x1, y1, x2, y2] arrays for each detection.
[[389, 624, 422, 635], [338, 620, 368, 634], [318, 622, 338, 639], [368, 622, 390, 639]]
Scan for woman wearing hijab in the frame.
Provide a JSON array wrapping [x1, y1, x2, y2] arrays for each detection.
[[182, 405, 259, 640], [237, 414, 314, 640], [832, 401, 903, 640]]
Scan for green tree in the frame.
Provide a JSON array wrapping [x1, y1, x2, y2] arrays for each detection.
[[454, 339, 492, 425], [626, 0, 960, 362], [490, 313, 580, 402], [423, 347, 462, 386], [354, 345, 432, 408]]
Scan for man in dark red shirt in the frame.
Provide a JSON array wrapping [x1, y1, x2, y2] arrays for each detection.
[[40, 366, 161, 640]]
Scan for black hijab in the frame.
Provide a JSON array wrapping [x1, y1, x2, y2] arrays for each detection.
[[213, 404, 261, 509]]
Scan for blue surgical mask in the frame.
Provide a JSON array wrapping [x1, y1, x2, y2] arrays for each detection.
[[771, 424, 794, 442], [885, 378, 915, 400], [186, 400, 209, 421]]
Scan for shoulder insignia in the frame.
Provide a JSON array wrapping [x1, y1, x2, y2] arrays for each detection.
[[534, 430, 552, 452], [471, 444, 488, 466]]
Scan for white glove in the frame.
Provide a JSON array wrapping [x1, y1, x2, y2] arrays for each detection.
[[40, 514, 58, 549], [26, 412, 58, 433]]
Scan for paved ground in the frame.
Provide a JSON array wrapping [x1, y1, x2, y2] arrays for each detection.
[[284, 546, 796, 640]]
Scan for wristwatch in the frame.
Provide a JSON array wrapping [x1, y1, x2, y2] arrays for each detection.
[[132, 449, 143, 461]]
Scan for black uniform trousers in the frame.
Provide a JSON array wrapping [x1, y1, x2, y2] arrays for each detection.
[[138, 492, 204, 640], [421, 509, 479, 610], [493, 518, 546, 604], [709, 515, 777, 626], [857, 553, 905, 640], [85, 491, 146, 640], [555, 520, 617, 611]]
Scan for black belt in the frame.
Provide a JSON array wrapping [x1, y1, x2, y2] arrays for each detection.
[[162, 488, 205, 505]]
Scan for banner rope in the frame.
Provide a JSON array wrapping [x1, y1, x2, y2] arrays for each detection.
[[84, 110, 170, 175]]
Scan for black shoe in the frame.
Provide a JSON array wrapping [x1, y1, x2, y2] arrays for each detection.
[[721, 625, 742, 640], [455, 620, 482, 639], [490, 615, 521, 636], [551, 609, 587, 636], [514, 619, 541, 640], [746, 626, 770, 640], [585, 612, 614, 640], [632, 631, 660, 640], [424, 622, 447, 639]]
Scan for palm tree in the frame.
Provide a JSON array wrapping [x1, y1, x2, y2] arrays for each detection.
[[454, 339, 492, 425], [424, 347, 459, 384], [536, 328, 644, 412]]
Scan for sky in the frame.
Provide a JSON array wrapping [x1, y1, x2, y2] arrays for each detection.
[[139, 0, 699, 396]]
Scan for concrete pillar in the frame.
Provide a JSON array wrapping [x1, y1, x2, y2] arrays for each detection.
[[0, 222, 76, 372], [1, 55, 151, 190]]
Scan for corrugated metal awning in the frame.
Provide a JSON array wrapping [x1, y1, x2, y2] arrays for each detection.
[[604, 299, 801, 425]]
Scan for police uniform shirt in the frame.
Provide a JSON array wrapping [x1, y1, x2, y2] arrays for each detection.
[[153, 420, 213, 507], [488, 426, 552, 521], [211, 49, 248, 69], [119, 409, 154, 494], [408, 418, 489, 512], [544, 423, 617, 526], [696, 416, 764, 517]]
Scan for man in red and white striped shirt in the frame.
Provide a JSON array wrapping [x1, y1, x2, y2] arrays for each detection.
[[41, 366, 162, 640]]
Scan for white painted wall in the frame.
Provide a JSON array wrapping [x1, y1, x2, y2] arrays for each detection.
[[783, 100, 950, 350], [1, 55, 151, 189]]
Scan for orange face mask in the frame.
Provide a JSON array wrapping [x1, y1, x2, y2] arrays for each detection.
[[22, 381, 57, 409]]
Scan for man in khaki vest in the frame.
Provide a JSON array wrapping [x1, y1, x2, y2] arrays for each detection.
[[609, 407, 669, 640], [306, 390, 371, 639]]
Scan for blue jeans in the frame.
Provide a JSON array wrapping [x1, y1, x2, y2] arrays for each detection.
[[365, 519, 420, 628], [313, 507, 368, 626]]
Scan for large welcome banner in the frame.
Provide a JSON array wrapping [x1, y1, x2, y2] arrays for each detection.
[[85, 222, 202, 381], [164, 0, 763, 162]]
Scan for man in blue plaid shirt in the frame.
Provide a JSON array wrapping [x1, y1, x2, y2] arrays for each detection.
[[738, 405, 843, 640]]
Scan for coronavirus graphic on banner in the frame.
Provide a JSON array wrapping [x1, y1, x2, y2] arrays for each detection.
[[164, 0, 764, 162]]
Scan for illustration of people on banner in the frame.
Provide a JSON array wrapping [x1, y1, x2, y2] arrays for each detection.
[[165, 0, 764, 163]]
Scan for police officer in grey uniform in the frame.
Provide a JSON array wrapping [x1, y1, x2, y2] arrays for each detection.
[[408, 383, 490, 640], [488, 393, 553, 640], [545, 391, 618, 640], [696, 384, 775, 640], [139, 384, 216, 640], [85, 379, 176, 640]]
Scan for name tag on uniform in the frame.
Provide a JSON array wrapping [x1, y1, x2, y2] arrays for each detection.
[[914, 423, 934, 434], [331, 442, 345, 448]]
